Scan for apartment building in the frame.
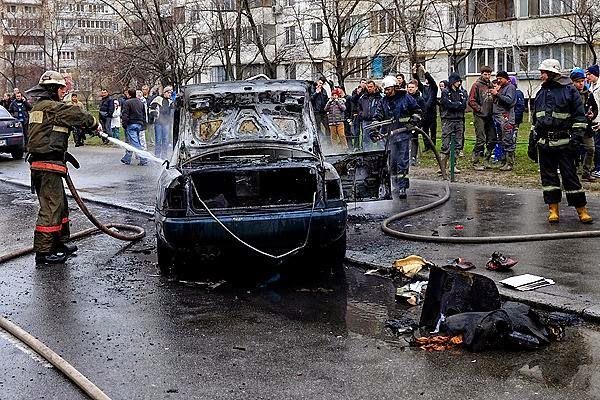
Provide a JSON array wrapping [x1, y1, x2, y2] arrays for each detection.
[[186, 0, 594, 97], [0, 0, 119, 92]]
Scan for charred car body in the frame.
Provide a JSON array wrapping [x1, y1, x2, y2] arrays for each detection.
[[154, 80, 349, 273]]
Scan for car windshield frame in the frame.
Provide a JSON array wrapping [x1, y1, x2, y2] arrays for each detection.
[[0, 106, 12, 118]]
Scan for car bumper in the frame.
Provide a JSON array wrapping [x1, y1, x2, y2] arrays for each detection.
[[0, 135, 24, 150], [156, 206, 347, 253]]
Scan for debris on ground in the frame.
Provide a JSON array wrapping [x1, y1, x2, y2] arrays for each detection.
[[385, 317, 418, 335], [485, 251, 518, 271], [499, 274, 555, 291], [420, 265, 501, 331], [443, 257, 476, 271], [393, 255, 432, 278], [396, 281, 428, 306], [413, 335, 463, 351]]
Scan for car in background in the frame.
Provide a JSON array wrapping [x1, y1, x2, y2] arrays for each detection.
[[0, 105, 24, 159], [154, 80, 348, 275]]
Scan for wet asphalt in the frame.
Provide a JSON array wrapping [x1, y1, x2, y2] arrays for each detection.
[[1, 148, 600, 399]]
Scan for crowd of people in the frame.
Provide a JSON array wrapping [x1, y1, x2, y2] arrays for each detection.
[[312, 59, 597, 223]]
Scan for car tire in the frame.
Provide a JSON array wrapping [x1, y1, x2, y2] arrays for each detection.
[[11, 149, 24, 160], [157, 237, 174, 276]]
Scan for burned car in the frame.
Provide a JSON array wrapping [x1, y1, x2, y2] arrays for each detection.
[[154, 80, 349, 274]]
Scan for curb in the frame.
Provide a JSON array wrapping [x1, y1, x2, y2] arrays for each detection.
[[344, 250, 600, 324], [0, 176, 154, 217]]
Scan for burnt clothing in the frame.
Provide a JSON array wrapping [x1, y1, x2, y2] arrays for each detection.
[[533, 75, 587, 206], [122, 97, 147, 127], [31, 165, 70, 253]]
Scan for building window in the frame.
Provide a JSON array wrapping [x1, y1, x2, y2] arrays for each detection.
[[466, 48, 516, 74], [285, 26, 296, 45], [529, 0, 573, 16], [346, 15, 369, 44], [285, 64, 296, 79], [370, 10, 396, 35], [8, 5, 17, 13], [310, 22, 323, 42], [311, 62, 323, 80], [469, 0, 514, 22], [346, 57, 369, 79], [211, 66, 227, 82], [525, 43, 577, 72]]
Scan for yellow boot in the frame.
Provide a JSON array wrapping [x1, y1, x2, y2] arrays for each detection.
[[548, 203, 559, 223], [576, 206, 593, 224]]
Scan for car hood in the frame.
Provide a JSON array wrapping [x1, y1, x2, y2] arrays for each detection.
[[179, 80, 319, 158]]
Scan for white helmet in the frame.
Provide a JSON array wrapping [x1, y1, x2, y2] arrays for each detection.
[[538, 59, 562, 75], [39, 70, 66, 86], [382, 75, 398, 89]]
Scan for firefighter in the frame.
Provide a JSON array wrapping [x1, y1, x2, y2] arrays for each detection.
[[529, 59, 592, 223], [373, 76, 421, 199], [27, 71, 99, 264]]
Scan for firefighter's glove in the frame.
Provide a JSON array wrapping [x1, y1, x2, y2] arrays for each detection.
[[369, 131, 385, 143], [409, 114, 422, 124], [569, 133, 584, 154], [527, 128, 538, 163]]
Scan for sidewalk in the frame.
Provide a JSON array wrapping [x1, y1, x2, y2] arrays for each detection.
[[2, 148, 600, 321]]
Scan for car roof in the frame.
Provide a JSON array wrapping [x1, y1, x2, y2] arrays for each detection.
[[0, 106, 12, 119], [183, 80, 311, 100]]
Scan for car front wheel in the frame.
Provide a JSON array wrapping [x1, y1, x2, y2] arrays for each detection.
[[11, 149, 23, 160]]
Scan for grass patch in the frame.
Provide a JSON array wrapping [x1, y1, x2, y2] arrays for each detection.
[[418, 112, 538, 177]]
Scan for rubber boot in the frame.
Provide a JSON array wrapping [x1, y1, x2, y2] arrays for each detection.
[[438, 154, 448, 176], [548, 203, 559, 223], [499, 152, 514, 171], [472, 152, 485, 171], [576, 206, 593, 224]]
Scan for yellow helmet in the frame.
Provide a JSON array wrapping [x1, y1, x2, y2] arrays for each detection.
[[39, 70, 66, 87]]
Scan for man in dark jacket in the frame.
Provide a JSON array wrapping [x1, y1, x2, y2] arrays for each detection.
[[407, 79, 426, 165], [374, 76, 421, 199], [570, 67, 598, 181], [440, 72, 468, 175], [412, 64, 438, 150], [491, 71, 517, 171], [27, 70, 98, 264], [468, 66, 495, 170], [311, 77, 329, 143], [353, 80, 383, 150], [98, 89, 113, 144], [529, 59, 591, 223], [120, 89, 147, 166], [9, 91, 32, 143]]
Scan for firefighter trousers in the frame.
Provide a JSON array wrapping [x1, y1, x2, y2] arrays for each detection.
[[538, 143, 586, 207], [32, 170, 70, 253]]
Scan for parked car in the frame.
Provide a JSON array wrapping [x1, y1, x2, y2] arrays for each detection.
[[154, 80, 350, 275], [0, 105, 24, 159]]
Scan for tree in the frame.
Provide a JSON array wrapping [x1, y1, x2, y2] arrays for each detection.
[[99, 0, 216, 88], [292, 0, 390, 87], [428, 0, 481, 73], [559, 0, 599, 64]]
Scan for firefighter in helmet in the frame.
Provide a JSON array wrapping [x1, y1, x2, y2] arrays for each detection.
[[27, 70, 99, 264], [529, 59, 593, 223]]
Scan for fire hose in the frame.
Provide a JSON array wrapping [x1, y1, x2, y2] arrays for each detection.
[[378, 125, 600, 242], [0, 171, 146, 400]]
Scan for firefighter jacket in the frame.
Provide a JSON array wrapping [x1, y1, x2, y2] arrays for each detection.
[[28, 92, 98, 160], [532, 75, 587, 142], [375, 90, 421, 131]]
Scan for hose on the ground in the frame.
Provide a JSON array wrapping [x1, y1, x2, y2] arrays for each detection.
[[381, 127, 600, 243], [0, 317, 111, 400], [0, 173, 145, 400], [0, 174, 145, 264]]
